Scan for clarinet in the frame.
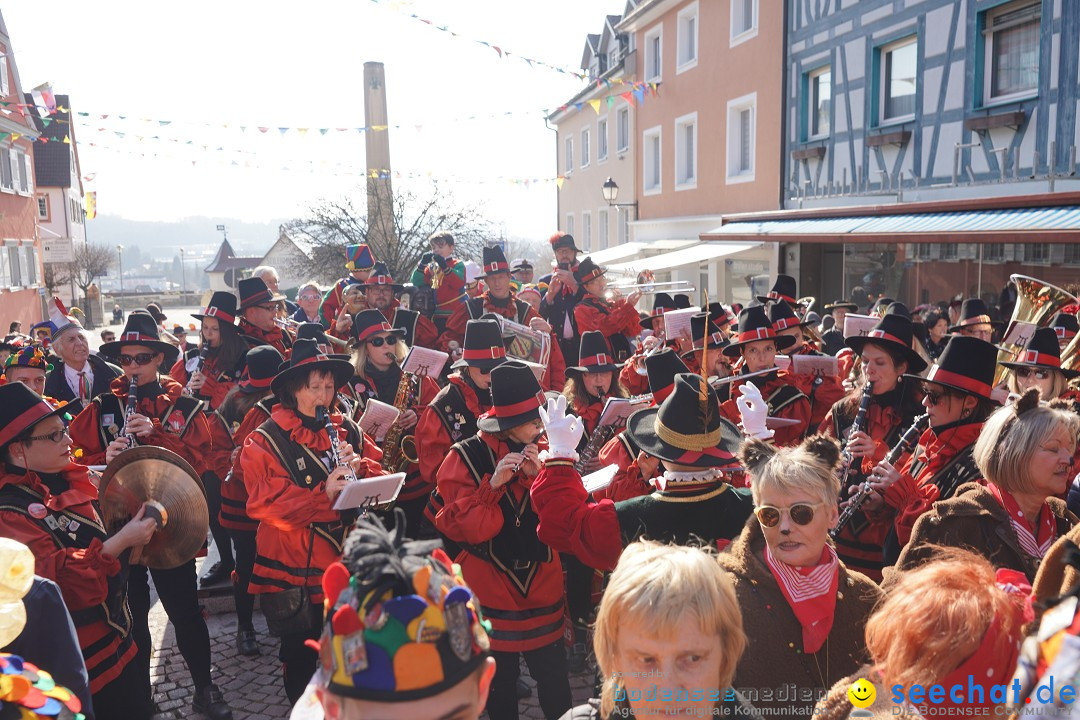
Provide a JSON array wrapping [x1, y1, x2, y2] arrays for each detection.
[[122, 375, 140, 447], [836, 382, 874, 491], [831, 413, 929, 539], [182, 346, 211, 397], [317, 406, 357, 483]]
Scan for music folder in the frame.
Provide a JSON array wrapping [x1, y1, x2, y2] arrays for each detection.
[[332, 472, 406, 511]]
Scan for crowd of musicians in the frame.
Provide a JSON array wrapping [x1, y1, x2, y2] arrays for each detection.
[[3, 230, 1080, 720]]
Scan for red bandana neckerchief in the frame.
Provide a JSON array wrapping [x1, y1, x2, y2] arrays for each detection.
[[765, 543, 839, 653], [986, 482, 1055, 559]]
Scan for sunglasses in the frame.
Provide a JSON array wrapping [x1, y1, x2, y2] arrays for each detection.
[[921, 386, 947, 406], [23, 427, 70, 444], [367, 336, 399, 348], [1014, 367, 1052, 380], [754, 502, 823, 528], [118, 352, 157, 366]]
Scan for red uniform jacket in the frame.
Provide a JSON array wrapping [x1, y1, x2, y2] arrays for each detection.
[[168, 353, 240, 411], [433, 431, 565, 653], [239, 318, 293, 359], [416, 376, 487, 491], [719, 371, 811, 447], [593, 431, 653, 503], [242, 407, 383, 602], [412, 256, 467, 323], [542, 334, 567, 393], [69, 375, 216, 475], [573, 293, 641, 342], [220, 399, 273, 533], [377, 301, 439, 350], [617, 356, 650, 397], [0, 465, 135, 693], [437, 292, 540, 353]]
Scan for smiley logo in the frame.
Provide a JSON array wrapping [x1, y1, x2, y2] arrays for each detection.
[[847, 678, 876, 708]]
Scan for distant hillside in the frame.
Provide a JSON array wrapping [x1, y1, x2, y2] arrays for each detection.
[[86, 215, 289, 258]]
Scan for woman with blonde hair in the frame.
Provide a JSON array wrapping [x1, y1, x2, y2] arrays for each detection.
[[559, 540, 759, 719], [717, 435, 882, 714], [893, 388, 1079, 582], [815, 548, 1030, 718]]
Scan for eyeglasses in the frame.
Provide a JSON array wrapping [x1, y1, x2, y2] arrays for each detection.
[[367, 336, 399, 348], [1014, 367, 1052, 381], [753, 503, 823, 528], [23, 427, 70, 444], [921, 386, 948, 406], [118, 352, 157, 366]]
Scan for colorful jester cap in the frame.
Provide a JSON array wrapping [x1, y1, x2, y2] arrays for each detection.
[[0, 654, 86, 720], [345, 244, 375, 272], [3, 346, 53, 376], [314, 509, 491, 701]]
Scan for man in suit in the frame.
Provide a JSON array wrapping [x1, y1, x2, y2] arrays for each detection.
[[42, 297, 121, 404]]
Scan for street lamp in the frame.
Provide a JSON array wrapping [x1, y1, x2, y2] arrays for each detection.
[[116, 245, 124, 318], [602, 177, 638, 217], [179, 247, 187, 300]]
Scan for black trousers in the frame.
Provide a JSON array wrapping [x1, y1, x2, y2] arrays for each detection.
[[228, 528, 257, 630], [488, 642, 572, 720], [128, 559, 213, 692], [394, 494, 437, 540], [279, 626, 320, 705], [563, 554, 594, 644], [203, 472, 235, 571], [91, 653, 154, 720]]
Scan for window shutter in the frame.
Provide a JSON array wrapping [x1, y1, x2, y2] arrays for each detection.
[[22, 245, 36, 285], [0, 56, 8, 96], [7, 244, 21, 287]]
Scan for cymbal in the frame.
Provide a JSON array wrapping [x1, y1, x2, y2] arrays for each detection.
[[100, 446, 209, 570]]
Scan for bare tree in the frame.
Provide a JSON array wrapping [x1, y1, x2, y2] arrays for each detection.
[[285, 182, 499, 284], [42, 263, 70, 297], [67, 243, 115, 306]]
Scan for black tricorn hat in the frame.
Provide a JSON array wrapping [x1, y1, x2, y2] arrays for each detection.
[[824, 300, 859, 313], [451, 319, 508, 371], [193, 291, 238, 325], [905, 335, 999, 400], [1000, 326, 1080, 379], [566, 331, 622, 374], [723, 306, 796, 357], [100, 313, 180, 367], [756, 274, 797, 305], [0, 382, 74, 448], [238, 276, 286, 310], [476, 360, 548, 433], [845, 313, 928, 374], [239, 345, 285, 393], [626, 373, 741, 470], [645, 348, 690, 403], [948, 298, 1002, 333], [270, 339, 354, 396], [573, 257, 605, 285], [478, 246, 511, 278]]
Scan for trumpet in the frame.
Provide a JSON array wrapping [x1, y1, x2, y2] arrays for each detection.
[[604, 281, 696, 301], [274, 317, 302, 334]]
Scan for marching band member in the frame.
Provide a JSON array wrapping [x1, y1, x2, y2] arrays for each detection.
[[43, 298, 121, 405], [757, 274, 798, 306], [719, 306, 811, 446], [818, 312, 927, 581], [539, 232, 583, 366], [870, 335, 1000, 562], [241, 339, 383, 703], [0, 383, 158, 719], [680, 312, 731, 380], [411, 231, 468, 334], [562, 331, 628, 445], [216, 346, 284, 658], [67, 312, 233, 720], [434, 360, 571, 720], [238, 277, 294, 357], [572, 258, 641, 362], [1003, 326, 1080, 403], [531, 373, 751, 574], [1051, 310, 1079, 351], [770, 300, 846, 429], [719, 435, 882, 716], [169, 291, 247, 411], [318, 243, 375, 329], [358, 261, 438, 349], [948, 297, 998, 342], [893, 390, 1078, 583]]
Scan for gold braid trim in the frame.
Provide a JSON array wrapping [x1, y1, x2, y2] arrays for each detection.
[[654, 415, 721, 450]]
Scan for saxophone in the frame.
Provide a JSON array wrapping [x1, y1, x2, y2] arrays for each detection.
[[382, 369, 420, 472]]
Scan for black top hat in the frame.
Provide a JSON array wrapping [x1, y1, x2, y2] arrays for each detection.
[[239, 345, 285, 393], [824, 300, 859, 313], [0, 382, 73, 448], [549, 232, 582, 253], [362, 261, 404, 291], [478, 247, 511, 278], [238, 277, 286, 310], [573, 257, 605, 285], [645, 349, 690, 403], [1051, 311, 1079, 342], [687, 313, 728, 351], [845, 313, 928, 374], [296, 322, 350, 360], [476, 360, 548, 433], [193, 291, 239, 325], [100, 313, 180, 366], [905, 335, 999, 400], [756, 274, 797, 305], [884, 302, 911, 320], [768, 300, 812, 331], [626, 373, 741, 470], [672, 294, 691, 310], [270, 339, 354, 396], [350, 309, 406, 344], [567, 331, 622, 374], [451, 319, 508, 371], [723, 306, 796, 357], [1000, 326, 1080, 379], [948, 298, 1001, 333]]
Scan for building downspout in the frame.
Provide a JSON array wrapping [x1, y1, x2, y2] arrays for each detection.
[[545, 116, 559, 231], [777, 0, 791, 278]]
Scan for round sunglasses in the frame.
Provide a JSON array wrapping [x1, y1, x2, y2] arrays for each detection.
[[753, 502, 824, 528], [366, 335, 399, 348]]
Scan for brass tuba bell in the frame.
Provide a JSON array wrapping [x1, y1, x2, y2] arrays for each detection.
[[994, 275, 1079, 385]]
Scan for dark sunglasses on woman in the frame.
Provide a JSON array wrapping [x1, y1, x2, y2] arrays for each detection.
[[367, 336, 399, 348]]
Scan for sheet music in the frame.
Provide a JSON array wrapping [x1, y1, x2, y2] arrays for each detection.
[[497, 316, 551, 367], [1002, 320, 1038, 348], [596, 397, 647, 427], [358, 399, 400, 442], [332, 472, 406, 511], [842, 314, 878, 339], [790, 354, 839, 377], [581, 464, 619, 494], [662, 307, 699, 341], [774, 355, 791, 371], [402, 346, 449, 378]]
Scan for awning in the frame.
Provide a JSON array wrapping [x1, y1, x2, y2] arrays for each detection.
[[583, 242, 648, 265], [706, 205, 1080, 242], [606, 241, 761, 275]]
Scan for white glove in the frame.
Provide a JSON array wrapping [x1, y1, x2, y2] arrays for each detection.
[[736, 382, 774, 440], [538, 395, 584, 461]]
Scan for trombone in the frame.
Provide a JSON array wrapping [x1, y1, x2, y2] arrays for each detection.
[[605, 282, 697, 301]]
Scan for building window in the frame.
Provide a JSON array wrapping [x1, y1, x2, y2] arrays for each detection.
[[726, 93, 756, 183], [984, 1, 1041, 103], [1064, 244, 1080, 266], [0, 55, 8, 96], [597, 118, 608, 162], [566, 213, 574, 238], [915, 243, 932, 260], [643, 126, 662, 194], [599, 209, 609, 250], [942, 243, 959, 260], [645, 25, 662, 82], [807, 66, 831, 139], [15, 152, 28, 194], [984, 243, 1005, 262], [564, 136, 573, 175], [37, 196, 49, 220], [731, 0, 758, 45], [582, 212, 592, 252], [675, 112, 697, 188], [677, 2, 698, 72], [22, 245, 36, 286], [616, 106, 630, 153], [581, 129, 590, 168], [0, 149, 11, 191], [609, 47, 620, 70], [880, 36, 917, 123], [1025, 242, 1049, 263], [6, 244, 21, 287]]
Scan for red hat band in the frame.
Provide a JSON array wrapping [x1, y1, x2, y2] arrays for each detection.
[[490, 391, 546, 417], [356, 321, 395, 343], [120, 332, 157, 343], [926, 365, 992, 397], [487, 262, 508, 273], [773, 317, 800, 331], [736, 327, 775, 344], [1022, 350, 1060, 367], [204, 306, 236, 324], [868, 329, 906, 346], [768, 291, 796, 304], [578, 353, 610, 367], [462, 347, 506, 361]]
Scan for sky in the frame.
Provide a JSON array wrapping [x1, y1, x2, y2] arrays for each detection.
[[4, 0, 624, 240]]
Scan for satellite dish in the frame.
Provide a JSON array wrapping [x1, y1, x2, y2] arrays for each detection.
[[224, 268, 238, 288]]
